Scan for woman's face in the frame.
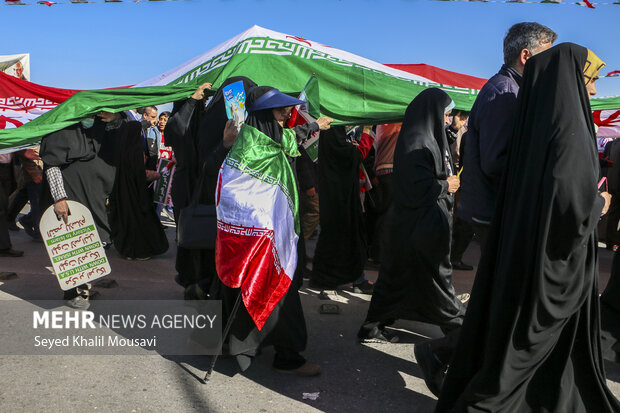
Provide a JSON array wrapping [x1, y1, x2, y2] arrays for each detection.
[[444, 110, 452, 125], [158, 115, 168, 131], [585, 77, 598, 99], [272, 106, 295, 126]]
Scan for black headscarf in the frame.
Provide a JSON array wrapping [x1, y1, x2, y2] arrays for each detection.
[[436, 43, 619, 412], [40, 122, 96, 167], [392, 88, 453, 210], [244, 86, 284, 144], [198, 76, 258, 160]]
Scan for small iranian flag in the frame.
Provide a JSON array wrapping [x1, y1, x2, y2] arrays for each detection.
[[215, 124, 300, 330], [288, 75, 321, 161]]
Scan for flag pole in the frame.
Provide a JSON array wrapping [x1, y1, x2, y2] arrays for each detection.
[[203, 290, 243, 383]]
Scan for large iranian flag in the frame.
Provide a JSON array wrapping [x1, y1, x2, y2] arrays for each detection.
[[2, 25, 620, 152], [215, 124, 300, 330]]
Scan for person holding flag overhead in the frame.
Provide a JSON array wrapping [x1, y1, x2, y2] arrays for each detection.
[[214, 85, 332, 375]]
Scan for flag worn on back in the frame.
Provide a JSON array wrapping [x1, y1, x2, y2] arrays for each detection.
[[215, 123, 300, 330]]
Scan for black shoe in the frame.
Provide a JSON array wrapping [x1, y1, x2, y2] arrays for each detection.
[[18, 217, 33, 236], [18, 217, 41, 241], [184, 283, 209, 300], [0, 248, 24, 257], [352, 280, 374, 294], [358, 325, 399, 343], [414, 342, 447, 397], [452, 261, 474, 271]]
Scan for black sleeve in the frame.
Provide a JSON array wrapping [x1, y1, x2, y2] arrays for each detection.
[[409, 148, 449, 203], [205, 142, 230, 178], [295, 146, 316, 191], [292, 122, 319, 143]]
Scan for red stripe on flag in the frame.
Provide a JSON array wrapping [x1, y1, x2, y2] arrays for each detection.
[[385, 63, 488, 90], [216, 223, 292, 330]]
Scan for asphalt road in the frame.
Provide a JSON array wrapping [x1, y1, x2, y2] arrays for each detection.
[[1, 219, 619, 413]]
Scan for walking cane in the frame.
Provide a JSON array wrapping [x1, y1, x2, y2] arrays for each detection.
[[203, 290, 243, 383]]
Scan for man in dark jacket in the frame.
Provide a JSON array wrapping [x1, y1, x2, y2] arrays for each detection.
[[457, 22, 556, 250]]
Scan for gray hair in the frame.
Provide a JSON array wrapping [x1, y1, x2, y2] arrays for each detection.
[[503, 22, 557, 66]]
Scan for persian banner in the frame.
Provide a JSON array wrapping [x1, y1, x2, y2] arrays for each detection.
[[0, 70, 80, 137], [153, 158, 175, 207], [39, 200, 111, 291]]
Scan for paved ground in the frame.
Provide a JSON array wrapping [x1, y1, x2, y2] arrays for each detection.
[[0, 218, 619, 412]]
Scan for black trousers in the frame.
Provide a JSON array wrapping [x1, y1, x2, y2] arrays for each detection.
[[450, 216, 474, 263], [7, 185, 28, 223], [428, 328, 461, 365], [472, 222, 490, 253], [605, 195, 620, 247], [371, 173, 393, 263], [0, 164, 13, 250]]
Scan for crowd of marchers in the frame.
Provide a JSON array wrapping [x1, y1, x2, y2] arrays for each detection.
[[0, 21, 619, 413]]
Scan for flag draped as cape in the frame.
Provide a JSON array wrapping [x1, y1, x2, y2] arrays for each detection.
[[215, 124, 300, 330]]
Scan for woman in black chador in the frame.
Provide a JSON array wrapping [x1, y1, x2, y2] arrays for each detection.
[[310, 125, 373, 291], [109, 121, 168, 260], [436, 43, 619, 413], [215, 85, 331, 376], [358, 88, 465, 342], [165, 77, 257, 298]]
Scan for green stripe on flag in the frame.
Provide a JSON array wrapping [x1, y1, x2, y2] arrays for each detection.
[[0, 82, 211, 150], [170, 49, 479, 124], [226, 124, 300, 234]]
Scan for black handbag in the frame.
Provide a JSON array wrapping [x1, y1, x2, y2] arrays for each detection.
[[177, 162, 218, 249]]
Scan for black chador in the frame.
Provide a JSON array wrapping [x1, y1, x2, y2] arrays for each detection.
[[436, 43, 620, 413], [310, 126, 367, 289], [164, 76, 257, 291], [359, 88, 465, 338], [109, 122, 168, 259]]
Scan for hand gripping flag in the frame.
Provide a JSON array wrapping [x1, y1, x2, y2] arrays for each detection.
[[215, 124, 300, 330]]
